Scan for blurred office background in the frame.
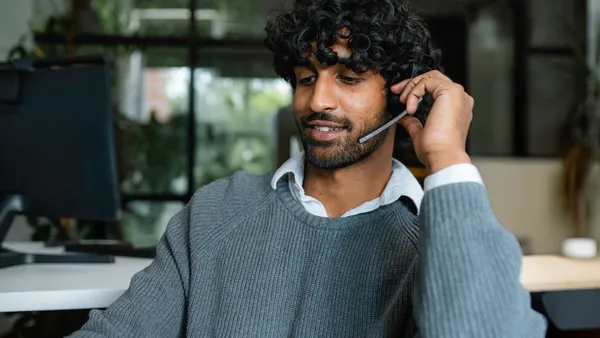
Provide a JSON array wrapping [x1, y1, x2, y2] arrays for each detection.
[[1, 0, 594, 255], [1, 0, 600, 335]]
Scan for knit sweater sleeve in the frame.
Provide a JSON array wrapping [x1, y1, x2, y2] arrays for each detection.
[[67, 202, 192, 338], [413, 182, 547, 337]]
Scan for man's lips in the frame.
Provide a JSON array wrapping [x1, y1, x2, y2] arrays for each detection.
[[306, 122, 348, 142], [309, 129, 346, 142], [307, 120, 345, 129]]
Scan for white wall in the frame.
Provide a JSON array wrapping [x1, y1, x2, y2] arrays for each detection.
[[474, 157, 600, 255]]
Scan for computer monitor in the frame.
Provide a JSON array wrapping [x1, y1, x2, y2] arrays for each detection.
[[0, 54, 120, 268]]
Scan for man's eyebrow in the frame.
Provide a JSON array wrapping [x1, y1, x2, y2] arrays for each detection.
[[295, 59, 317, 72]]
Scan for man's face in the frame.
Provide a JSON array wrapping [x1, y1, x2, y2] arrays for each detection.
[[292, 41, 390, 170]]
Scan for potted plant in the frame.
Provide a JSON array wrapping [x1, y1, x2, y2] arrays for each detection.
[[558, 29, 600, 259]]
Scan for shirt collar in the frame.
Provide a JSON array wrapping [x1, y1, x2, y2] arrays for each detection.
[[271, 152, 424, 212]]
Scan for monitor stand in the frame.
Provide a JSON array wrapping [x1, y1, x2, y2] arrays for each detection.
[[0, 194, 114, 269], [63, 241, 156, 259]]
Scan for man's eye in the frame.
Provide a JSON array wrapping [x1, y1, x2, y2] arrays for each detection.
[[338, 75, 363, 84], [298, 76, 316, 85]]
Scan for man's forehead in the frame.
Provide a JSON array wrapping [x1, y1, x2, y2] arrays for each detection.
[[326, 42, 352, 57]]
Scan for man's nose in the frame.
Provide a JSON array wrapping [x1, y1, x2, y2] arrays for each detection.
[[309, 77, 338, 113]]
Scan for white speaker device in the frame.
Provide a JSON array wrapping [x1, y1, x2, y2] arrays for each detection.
[[561, 237, 598, 259]]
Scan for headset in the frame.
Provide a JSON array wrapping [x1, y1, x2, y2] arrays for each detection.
[[357, 63, 430, 144]]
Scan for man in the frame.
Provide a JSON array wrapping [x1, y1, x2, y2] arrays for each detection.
[[70, 0, 547, 337]]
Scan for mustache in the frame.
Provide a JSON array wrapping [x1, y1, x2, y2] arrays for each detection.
[[300, 112, 353, 130]]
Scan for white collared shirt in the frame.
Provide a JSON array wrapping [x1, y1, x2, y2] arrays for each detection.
[[271, 152, 484, 218]]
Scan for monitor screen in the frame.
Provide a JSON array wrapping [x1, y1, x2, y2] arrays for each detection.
[[0, 55, 120, 221]]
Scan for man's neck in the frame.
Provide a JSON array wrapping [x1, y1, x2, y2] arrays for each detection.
[[303, 149, 394, 218]]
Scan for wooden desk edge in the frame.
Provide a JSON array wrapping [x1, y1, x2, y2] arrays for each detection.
[[521, 254, 600, 292]]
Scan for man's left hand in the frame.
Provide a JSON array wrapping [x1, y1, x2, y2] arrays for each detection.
[[390, 70, 474, 175]]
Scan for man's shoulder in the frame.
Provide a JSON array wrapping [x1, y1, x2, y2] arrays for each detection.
[[188, 170, 276, 215], [194, 170, 274, 195], [182, 171, 277, 252]]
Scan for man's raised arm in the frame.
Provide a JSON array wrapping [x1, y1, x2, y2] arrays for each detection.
[[413, 165, 547, 337], [391, 70, 547, 337]]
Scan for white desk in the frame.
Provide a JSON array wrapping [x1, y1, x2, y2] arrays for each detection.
[[2, 243, 599, 313], [0, 242, 152, 312]]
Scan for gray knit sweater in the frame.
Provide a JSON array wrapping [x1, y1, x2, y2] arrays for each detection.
[[70, 171, 547, 337]]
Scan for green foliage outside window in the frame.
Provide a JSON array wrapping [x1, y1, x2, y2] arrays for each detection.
[[10, 0, 292, 245]]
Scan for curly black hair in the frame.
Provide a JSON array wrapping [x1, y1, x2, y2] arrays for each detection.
[[264, 0, 442, 88]]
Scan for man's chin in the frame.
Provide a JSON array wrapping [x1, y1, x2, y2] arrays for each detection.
[[304, 147, 362, 170], [301, 130, 387, 170], [305, 156, 348, 170]]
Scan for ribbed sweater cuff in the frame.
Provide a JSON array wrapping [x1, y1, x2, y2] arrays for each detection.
[[420, 182, 492, 224]]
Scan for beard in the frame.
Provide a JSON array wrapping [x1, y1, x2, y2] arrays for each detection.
[[298, 111, 391, 170]]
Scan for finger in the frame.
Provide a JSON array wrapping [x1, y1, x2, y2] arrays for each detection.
[[390, 70, 450, 93], [408, 70, 451, 85], [422, 70, 451, 81], [397, 115, 423, 141], [399, 79, 420, 103], [412, 78, 463, 100], [401, 74, 447, 103], [406, 78, 463, 114], [404, 78, 456, 114], [390, 78, 412, 93]]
